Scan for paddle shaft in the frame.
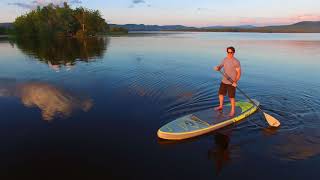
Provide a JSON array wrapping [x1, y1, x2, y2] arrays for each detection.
[[218, 70, 264, 112]]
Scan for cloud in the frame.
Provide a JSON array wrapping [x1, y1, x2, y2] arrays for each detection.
[[129, 0, 150, 8], [70, 0, 82, 4], [8, 0, 82, 9], [236, 14, 320, 26], [133, 0, 145, 4], [8, 2, 34, 9], [292, 14, 320, 22], [195, 8, 216, 17], [197, 8, 215, 12]]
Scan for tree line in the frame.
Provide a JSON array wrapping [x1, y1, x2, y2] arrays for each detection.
[[12, 2, 127, 37]]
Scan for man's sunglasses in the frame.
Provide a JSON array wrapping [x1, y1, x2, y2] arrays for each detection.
[[227, 51, 234, 54]]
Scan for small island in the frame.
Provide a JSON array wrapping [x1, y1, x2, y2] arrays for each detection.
[[10, 2, 128, 37]]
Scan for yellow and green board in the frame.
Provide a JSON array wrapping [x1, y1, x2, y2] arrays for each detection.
[[157, 99, 259, 140]]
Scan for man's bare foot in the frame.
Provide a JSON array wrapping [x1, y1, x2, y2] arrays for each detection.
[[214, 106, 223, 111], [228, 111, 235, 117]]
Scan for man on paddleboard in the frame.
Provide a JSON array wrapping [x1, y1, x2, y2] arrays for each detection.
[[214, 47, 241, 116]]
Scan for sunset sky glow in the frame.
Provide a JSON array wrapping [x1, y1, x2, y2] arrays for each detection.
[[1, 0, 320, 27]]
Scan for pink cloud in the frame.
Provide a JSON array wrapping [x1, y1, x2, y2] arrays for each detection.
[[291, 14, 320, 22], [237, 14, 320, 26]]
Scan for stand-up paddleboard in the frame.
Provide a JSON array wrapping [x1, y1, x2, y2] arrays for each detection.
[[158, 99, 259, 140]]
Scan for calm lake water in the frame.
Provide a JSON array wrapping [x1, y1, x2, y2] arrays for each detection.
[[1, 32, 320, 179]]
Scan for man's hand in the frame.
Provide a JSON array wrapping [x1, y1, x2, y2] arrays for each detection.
[[232, 82, 237, 87], [214, 66, 220, 71]]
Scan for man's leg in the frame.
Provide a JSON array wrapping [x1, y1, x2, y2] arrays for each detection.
[[215, 94, 224, 110], [229, 97, 235, 116], [228, 84, 236, 116], [215, 83, 226, 111]]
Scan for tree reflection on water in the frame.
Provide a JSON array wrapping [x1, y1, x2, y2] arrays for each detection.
[[11, 36, 108, 70]]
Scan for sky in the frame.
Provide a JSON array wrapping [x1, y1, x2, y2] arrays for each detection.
[[1, 0, 320, 27]]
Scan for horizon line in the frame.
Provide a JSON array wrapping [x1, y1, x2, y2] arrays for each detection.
[[2, 20, 318, 28]]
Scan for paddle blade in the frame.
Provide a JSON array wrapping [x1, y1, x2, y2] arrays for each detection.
[[263, 112, 281, 127]]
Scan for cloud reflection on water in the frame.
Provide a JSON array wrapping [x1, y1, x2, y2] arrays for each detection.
[[0, 79, 93, 121]]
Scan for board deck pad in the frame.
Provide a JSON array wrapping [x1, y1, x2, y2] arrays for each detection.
[[192, 105, 243, 125]]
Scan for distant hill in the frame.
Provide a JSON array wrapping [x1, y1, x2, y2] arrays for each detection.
[[203, 25, 256, 29], [0, 23, 13, 35], [255, 21, 320, 33], [111, 21, 320, 33], [0, 23, 13, 28], [2, 21, 320, 33], [110, 24, 257, 31], [109, 24, 197, 31], [199, 21, 320, 33]]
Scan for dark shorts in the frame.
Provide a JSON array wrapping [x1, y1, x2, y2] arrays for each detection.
[[218, 82, 236, 98]]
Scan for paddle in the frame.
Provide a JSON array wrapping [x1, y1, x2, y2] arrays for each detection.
[[218, 70, 280, 127]]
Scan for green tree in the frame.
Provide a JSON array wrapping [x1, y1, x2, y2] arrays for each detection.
[[13, 2, 113, 37]]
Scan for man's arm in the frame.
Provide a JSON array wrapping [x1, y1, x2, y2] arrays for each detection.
[[232, 67, 241, 87], [214, 60, 224, 71]]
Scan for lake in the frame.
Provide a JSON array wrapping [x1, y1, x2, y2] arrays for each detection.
[[1, 32, 320, 179]]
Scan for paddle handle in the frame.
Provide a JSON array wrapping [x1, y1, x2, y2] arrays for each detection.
[[218, 70, 263, 112]]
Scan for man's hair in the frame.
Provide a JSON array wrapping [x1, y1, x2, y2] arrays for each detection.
[[227, 46, 235, 53]]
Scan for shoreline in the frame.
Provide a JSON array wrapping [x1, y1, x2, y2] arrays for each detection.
[[129, 30, 320, 34]]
